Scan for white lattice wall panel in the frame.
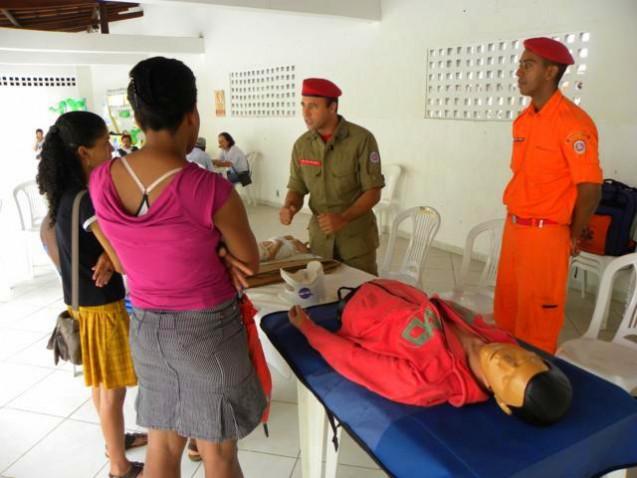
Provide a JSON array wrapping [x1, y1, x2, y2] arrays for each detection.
[[0, 75, 77, 87], [425, 32, 590, 121], [230, 65, 296, 118]]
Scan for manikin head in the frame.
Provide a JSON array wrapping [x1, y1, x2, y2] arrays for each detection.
[[479, 343, 572, 425]]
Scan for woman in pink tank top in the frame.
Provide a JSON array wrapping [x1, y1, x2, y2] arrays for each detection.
[[89, 57, 265, 478]]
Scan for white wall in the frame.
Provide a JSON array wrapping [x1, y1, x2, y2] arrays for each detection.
[[106, 0, 637, 251], [0, 65, 84, 283]]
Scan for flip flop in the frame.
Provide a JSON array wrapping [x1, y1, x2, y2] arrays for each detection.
[[105, 432, 148, 457], [187, 438, 201, 462], [124, 432, 148, 450], [108, 461, 143, 478]]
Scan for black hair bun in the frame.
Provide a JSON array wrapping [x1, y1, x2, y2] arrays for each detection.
[[128, 56, 197, 132]]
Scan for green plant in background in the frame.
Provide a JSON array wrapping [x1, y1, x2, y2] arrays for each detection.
[[129, 127, 142, 145], [48, 97, 87, 115]]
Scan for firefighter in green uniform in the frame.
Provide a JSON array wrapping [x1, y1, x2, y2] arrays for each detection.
[[279, 78, 385, 275]]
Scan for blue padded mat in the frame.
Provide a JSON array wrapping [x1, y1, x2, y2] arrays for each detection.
[[261, 302, 637, 478]]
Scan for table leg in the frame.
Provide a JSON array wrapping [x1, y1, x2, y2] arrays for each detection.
[[297, 380, 326, 478]]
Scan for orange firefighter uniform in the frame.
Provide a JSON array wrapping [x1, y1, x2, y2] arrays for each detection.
[[494, 89, 603, 353]]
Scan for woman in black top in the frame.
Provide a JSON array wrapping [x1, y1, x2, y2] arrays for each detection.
[[37, 111, 145, 478]]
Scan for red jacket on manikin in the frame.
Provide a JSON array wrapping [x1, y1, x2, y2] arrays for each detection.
[[299, 279, 516, 407]]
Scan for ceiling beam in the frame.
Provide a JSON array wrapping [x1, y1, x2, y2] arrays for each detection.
[[0, 1, 96, 8], [110, 0, 381, 21], [98, 1, 109, 32], [1, 8, 20, 26], [108, 10, 143, 22], [6, 14, 95, 31], [0, 49, 147, 65], [0, 27, 204, 55]]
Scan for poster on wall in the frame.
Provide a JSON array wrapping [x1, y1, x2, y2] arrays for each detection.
[[214, 90, 226, 116]]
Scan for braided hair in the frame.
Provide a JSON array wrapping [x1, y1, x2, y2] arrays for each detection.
[[127, 56, 197, 132], [36, 111, 107, 226]]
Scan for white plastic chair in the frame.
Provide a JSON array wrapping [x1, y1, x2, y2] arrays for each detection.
[[13, 180, 48, 278], [570, 251, 618, 328], [557, 252, 637, 395], [0, 199, 11, 301], [438, 218, 504, 316], [379, 206, 441, 287], [374, 164, 402, 233], [237, 151, 259, 206]]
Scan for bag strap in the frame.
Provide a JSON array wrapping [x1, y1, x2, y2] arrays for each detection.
[[336, 286, 359, 322], [71, 190, 87, 312]]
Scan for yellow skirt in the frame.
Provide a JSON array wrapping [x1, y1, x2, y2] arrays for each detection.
[[68, 300, 137, 389]]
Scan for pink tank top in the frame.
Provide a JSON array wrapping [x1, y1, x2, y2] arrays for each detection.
[[89, 160, 236, 311]]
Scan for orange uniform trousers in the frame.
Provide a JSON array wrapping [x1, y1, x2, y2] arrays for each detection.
[[494, 219, 571, 353]]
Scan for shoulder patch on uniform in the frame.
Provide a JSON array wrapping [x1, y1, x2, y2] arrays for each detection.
[[369, 151, 380, 164], [573, 140, 586, 154]]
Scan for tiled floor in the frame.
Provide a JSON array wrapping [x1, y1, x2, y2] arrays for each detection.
[[0, 204, 631, 478]]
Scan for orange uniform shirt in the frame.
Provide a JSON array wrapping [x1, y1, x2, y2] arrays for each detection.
[[503, 90, 603, 224]]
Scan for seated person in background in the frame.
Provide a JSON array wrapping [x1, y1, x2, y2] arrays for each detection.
[[259, 235, 310, 261], [213, 132, 249, 184], [34, 128, 44, 160], [115, 132, 138, 157], [287, 279, 572, 426], [186, 136, 214, 171]]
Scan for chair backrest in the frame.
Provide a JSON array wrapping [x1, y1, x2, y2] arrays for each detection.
[[380, 164, 402, 202], [13, 180, 48, 231], [456, 218, 505, 289], [583, 252, 637, 350], [245, 151, 259, 173], [380, 206, 441, 284]]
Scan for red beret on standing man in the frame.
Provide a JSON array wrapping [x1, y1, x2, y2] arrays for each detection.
[[523, 37, 575, 65], [301, 78, 342, 99]]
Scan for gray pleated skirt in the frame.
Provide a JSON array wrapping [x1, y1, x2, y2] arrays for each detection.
[[130, 298, 267, 442]]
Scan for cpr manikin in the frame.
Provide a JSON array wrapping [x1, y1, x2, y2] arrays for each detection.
[[258, 235, 310, 261], [287, 279, 572, 426]]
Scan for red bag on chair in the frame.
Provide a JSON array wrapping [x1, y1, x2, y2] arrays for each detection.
[[580, 214, 612, 255], [239, 295, 273, 429]]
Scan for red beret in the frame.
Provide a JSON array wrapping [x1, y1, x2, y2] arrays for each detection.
[[302, 78, 342, 98], [523, 37, 574, 65]]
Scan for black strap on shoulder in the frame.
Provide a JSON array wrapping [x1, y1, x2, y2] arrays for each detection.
[[336, 286, 359, 321]]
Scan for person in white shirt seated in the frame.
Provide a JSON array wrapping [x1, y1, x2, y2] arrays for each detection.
[[115, 132, 139, 157], [213, 132, 250, 184], [186, 137, 214, 171]]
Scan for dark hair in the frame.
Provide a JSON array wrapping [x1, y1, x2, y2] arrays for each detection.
[[36, 128, 43, 134], [127, 56, 197, 132], [542, 59, 568, 86], [36, 111, 107, 226], [218, 132, 235, 148], [554, 64, 568, 85], [510, 361, 573, 426], [121, 132, 132, 140]]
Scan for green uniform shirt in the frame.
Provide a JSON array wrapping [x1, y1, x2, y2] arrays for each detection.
[[287, 116, 385, 261]]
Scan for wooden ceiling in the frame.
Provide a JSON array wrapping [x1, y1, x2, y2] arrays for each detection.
[[0, 1, 143, 33]]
